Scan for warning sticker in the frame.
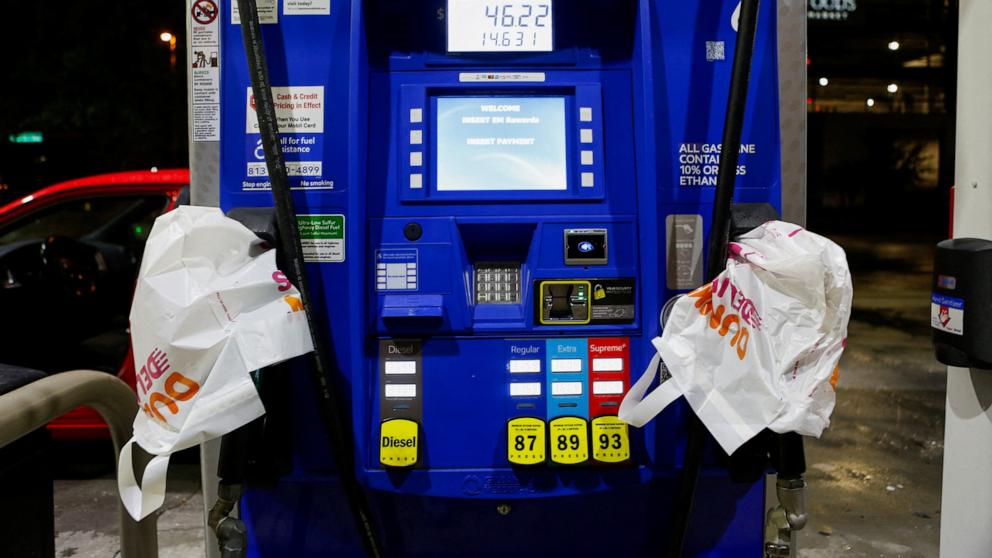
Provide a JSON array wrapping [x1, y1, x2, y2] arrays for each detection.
[[298, 214, 345, 263], [246, 86, 324, 134], [190, 0, 220, 142], [931, 293, 964, 336], [284, 0, 330, 15], [232, 0, 278, 24], [677, 142, 755, 187]]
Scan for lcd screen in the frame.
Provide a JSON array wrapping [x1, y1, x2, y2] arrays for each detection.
[[436, 96, 568, 191]]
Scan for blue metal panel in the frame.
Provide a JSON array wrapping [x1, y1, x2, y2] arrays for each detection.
[[219, 0, 784, 555]]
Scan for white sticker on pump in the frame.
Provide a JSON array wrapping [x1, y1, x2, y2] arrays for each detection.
[[551, 359, 582, 373], [385, 361, 417, 375], [510, 383, 542, 397], [509, 359, 542, 373], [551, 382, 583, 396], [593, 380, 625, 395], [385, 384, 417, 398], [246, 86, 324, 134], [592, 358, 624, 372]]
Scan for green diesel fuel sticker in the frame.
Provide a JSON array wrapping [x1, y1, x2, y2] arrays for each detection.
[[297, 214, 345, 262]]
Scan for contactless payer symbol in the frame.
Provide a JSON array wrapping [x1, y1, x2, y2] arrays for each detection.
[[578, 241, 595, 253]]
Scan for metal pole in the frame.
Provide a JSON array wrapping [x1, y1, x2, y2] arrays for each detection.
[[0, 371, 158, 558], [940, 0, 992, 555]]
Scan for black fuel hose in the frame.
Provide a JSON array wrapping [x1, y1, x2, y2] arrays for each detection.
[[664, 0, 761, 556], [235, 1, 385, 556]]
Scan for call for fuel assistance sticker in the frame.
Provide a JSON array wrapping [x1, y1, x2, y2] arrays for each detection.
[[297, 214, 344, 263]]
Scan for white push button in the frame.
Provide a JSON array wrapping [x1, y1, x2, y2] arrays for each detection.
[[581, 173, 595, 187], [551, 382, 583, 396], [580, 107, 593, 122], [509, 359, 542, 373], [410, 173, 423, 189], [592, 380, 625, 395], [510, 382, 542, 397], [385, 384, 417, 398], [410, 108, 423, 123], [551, 359, 582, 373], [410, 130, 423, 145], [410, 151, 423, 166], [385, 361, 417, 375], [581, 150, 594, 165], [580, 129, 593, 143], [592, 358, 624, 372]]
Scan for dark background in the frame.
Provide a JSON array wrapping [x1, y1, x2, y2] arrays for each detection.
[[0, 1, 188, 203], [0, 0, 959, 237]]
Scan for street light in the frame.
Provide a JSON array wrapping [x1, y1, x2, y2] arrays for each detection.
[[866, 98, 875, 108], [160, 31, 177, 70], [887, 83, 899, 94], [818, 77, 829, 87], [888, 40, 900, 51]]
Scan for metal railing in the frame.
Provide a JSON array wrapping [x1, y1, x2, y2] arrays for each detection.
[[0, 370, 158, 558]]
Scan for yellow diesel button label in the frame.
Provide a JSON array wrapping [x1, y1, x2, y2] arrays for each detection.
[[549, 416, 589, 465], [592, 416, 630, 463], [507, 417, 546, 465], [379, 418, 418, 467]]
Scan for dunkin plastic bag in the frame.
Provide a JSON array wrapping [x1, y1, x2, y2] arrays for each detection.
[[619, 221, 852, 454], [118, 206, 313, 520]]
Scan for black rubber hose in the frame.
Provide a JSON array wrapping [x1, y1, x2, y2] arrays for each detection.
[[235, 1, 385, 556], [664, 0, 761, 556]]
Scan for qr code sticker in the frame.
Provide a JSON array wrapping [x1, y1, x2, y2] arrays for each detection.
[[706, 41, 726, 62]]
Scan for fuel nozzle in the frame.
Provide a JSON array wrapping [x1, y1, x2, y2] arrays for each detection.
[[764, 432, 808, 558]]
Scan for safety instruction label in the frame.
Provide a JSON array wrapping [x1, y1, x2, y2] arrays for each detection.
[[677, 142, 756, 187], [507, 417, 546, 465], [232, 0, 278, 24], [931, 293, 964, 335], [297, 214, 344, 263], [591, 416, 630, 463], [190, 0, 220, 142], [284, 0, 329, 15], [549, 416, 588, 465]]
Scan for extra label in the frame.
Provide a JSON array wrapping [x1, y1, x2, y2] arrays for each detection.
[[379, 418, 419, 467], [549, 416, 588, 465], [507, 417, 546, 465], [931, 293, 964, 335], [591, 416, 630, 463]]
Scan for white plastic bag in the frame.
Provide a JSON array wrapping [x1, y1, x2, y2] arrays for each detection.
[[118, 206, 313, 520], [619, 221, 852, 454]]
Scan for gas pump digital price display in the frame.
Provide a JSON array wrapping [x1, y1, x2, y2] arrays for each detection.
[[447, 0, 554, 52]]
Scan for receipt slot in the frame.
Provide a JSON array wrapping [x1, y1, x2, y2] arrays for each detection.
[[217, 0, 787, 555]]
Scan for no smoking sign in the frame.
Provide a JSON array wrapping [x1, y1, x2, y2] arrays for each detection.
[[192, 0, 218, 25]]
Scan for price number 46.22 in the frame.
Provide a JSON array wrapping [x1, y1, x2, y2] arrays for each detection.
[[481, 3, 550, 48]]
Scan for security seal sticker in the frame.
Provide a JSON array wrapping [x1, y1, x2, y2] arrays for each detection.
[[591, 415, 630, 463], [931, 293, 963, 336], [298, 215, 345, 263], [507, 417, 546, 465], [549, 416, 589, 465]]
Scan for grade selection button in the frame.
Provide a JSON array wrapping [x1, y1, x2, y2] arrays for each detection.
[[379, 418, 419, 467], [591, 415, 630, 464], [549, 416, 589, 465], [507, 417, 546, 465]]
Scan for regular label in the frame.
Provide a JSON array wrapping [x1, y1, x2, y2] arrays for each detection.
[[379, 418, 418, 467], [931, 293, 964, 335], [591, 416, 630, 463], [507, 417, 546, 465], [549, 416, 588, 465], [298, 214, 344, 262]]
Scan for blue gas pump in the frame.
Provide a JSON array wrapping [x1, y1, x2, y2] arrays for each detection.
[[216, 1, 786, 555]]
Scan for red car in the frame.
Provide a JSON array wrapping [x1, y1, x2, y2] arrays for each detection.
[[0, 169, 189, 439]]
